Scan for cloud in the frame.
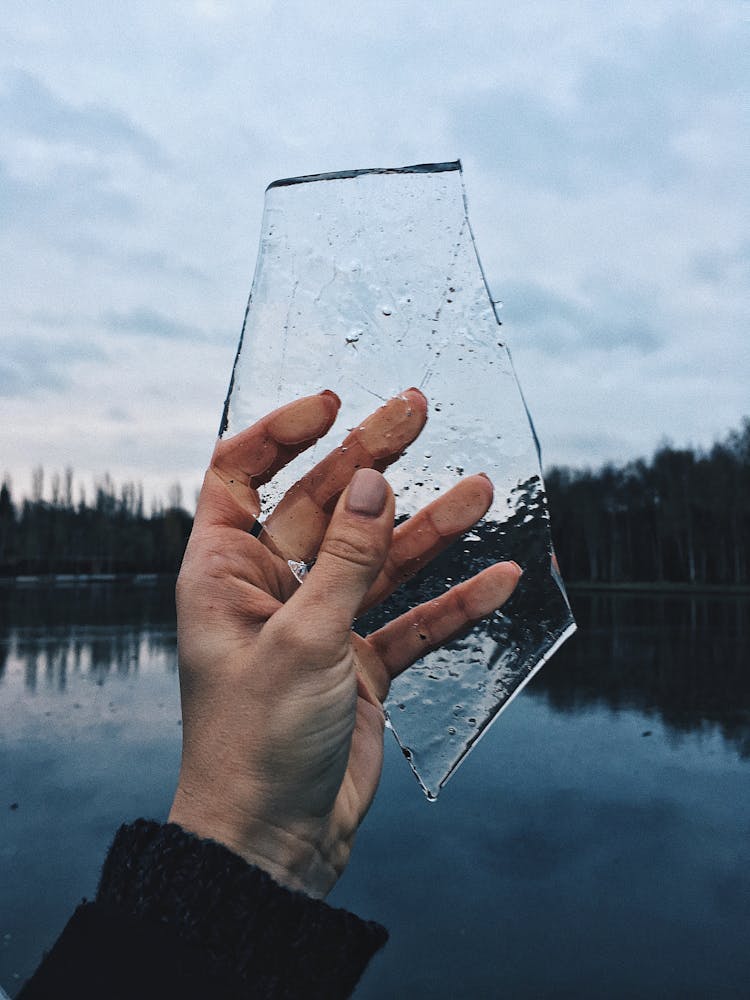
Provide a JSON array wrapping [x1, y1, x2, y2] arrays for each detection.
[[100, 307, 207, 342], [0, 335, 105, 397], [0, 0, 746, 498], [0, 69, 165, 166], [105, 406, 132, 423], [451, 12, 745, 194], [0, 359, 64, 396], [499, 281, 663, 355], [122, 250, 210, 283], [0, 158, 136, 232], [546, 429, 633, 472], [0, 70, 167, 242], [27, 230, 212, 282], [691, 241, 750, 286]]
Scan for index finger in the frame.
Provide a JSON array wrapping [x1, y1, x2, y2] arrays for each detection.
[[262, 388, 428, 563], [196, 390, 341, 530]]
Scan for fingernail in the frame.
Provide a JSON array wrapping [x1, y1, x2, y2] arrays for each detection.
[[319, 389, 341, 407], [477, 472, 494, 497], [509, 560, 523, 575], [346, 468, 387, 517]]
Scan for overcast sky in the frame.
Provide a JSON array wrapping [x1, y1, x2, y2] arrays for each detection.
[[1, 1, 747, 506]]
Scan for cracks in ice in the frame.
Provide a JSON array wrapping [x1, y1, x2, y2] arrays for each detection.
[[276, 279, 299, 406]]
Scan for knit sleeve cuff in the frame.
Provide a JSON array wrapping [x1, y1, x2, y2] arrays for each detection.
[[96, 819, 387, 999]]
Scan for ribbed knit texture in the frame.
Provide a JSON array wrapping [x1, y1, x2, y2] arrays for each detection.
[[19, 819, 387, 999], [98, 820, 387, 997]]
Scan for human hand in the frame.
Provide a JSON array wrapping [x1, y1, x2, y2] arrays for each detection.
[[168, 388, 521, 898]]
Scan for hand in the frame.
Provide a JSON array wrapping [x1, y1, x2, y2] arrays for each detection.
[[168, 388, 521, 898]]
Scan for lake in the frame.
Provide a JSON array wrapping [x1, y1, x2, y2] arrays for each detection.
[[1, 582, 748, 998]]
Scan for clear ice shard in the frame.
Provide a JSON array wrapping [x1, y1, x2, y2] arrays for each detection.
[[220, 161, 576, 799]]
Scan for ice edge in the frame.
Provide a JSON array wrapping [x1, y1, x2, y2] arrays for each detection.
[[267, 160, 462, 190], [435, 620, 579, 798], [391, 618, 579, 801]]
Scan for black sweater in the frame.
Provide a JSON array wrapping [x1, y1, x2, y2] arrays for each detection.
[[18, 819, 387, 999]]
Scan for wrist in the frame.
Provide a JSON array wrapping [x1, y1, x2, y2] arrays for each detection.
[[168, 784, 346, 899]]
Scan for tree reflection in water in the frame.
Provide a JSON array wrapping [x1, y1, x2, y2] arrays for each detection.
[[0, 581, 747, 759], [0, 580, 178, 693], [537, 588, 750, 758], [1, 580, 748, 996]]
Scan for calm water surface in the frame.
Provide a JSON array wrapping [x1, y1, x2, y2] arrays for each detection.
[[1, 583, 748, 998]]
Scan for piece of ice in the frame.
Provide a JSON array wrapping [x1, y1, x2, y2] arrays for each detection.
[[221, 161, 576, 798]]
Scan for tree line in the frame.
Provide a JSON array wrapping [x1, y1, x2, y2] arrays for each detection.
[[545, 418, 749, 586], [0, 417, 747, 583], [0, 470, 192, 576]]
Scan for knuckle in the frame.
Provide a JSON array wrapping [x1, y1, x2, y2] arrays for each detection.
[[323, 529, 381, 569]]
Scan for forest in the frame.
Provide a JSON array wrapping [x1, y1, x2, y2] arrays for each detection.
[[545, 418, 749, 586], [0, 418, 747, 585], [0, 471, 192, 577]]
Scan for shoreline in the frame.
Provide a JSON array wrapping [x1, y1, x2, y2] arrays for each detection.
[[566, 581, 750, 595], [0, 572, 177, 588], [0, 574, 747, 595]]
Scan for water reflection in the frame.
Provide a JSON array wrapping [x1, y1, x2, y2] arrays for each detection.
[[6, 628, 177, 694], [0, 580, 178, 694], [537, 589, 750, 758], [1, 582, 748, 762], [0, 577, 178, 630]]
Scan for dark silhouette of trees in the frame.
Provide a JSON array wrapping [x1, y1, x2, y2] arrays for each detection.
[[0, 472, 192, 577], [546, 418, 750, 585], [0, 417, 747, 583]]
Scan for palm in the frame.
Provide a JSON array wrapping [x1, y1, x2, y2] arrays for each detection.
[[172, 388, 520, 894]]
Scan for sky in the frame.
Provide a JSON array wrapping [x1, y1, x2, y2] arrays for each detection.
[[1, 1, 747, 508]]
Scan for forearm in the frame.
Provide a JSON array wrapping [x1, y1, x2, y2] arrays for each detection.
[[19, 820, 387, 1000]]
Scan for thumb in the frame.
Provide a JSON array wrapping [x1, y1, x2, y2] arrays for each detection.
[[288, 468, 395, 638]]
